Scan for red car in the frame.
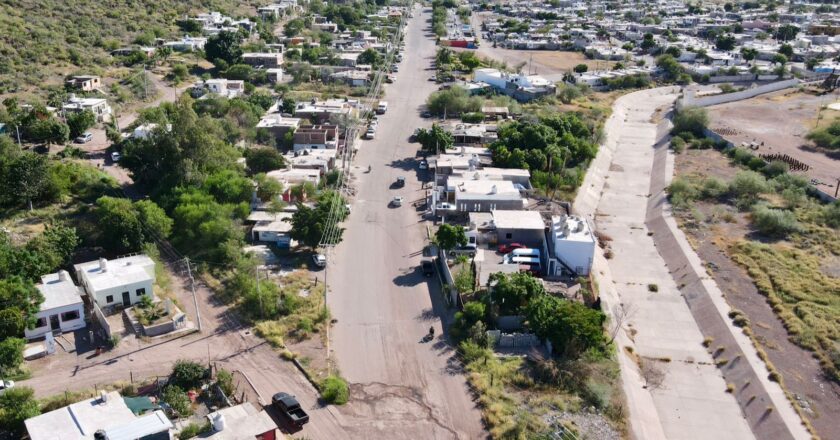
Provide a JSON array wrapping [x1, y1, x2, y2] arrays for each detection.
[[498, 243, 525, 254]]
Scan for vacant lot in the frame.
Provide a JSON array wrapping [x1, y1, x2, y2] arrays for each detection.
[[707, 90, 840, 190], [674, 149, 840, 439]]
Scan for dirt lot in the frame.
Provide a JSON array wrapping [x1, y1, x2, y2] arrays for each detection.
[[707, 89, 840, 192], [674, 149, 840, 439], [470, 12, 614, 75]]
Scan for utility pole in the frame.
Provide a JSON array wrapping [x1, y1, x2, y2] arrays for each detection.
[[143, 64, 148, 100], [255, 266, 263, 319], [185, 258, 202, 332]]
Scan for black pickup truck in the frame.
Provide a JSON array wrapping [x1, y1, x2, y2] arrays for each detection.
[[272, 392, 310, 427]]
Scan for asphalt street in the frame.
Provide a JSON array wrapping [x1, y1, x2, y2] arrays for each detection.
[[326, 5, 485, 440]]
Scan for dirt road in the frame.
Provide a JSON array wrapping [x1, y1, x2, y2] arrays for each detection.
[[326, 6, 485, 440]]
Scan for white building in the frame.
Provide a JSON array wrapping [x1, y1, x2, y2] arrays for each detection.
[[204, 403, 278, 439], [25, 271, 86, 340], [74, 255, 156, 310], [25, 391, 173, 440], [550, 215, 595, 276], [248, 211, 294, 247], [194, 79, 245, 98], [63, 95, 112, 122], [163, 35, 208, 52]]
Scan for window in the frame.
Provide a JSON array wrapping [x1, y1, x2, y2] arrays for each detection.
[[136, 288, 146, 296], [505, 233, 512, 239], [106, 295, 114, 303], [35, 317, 47, 328], [61, 310, 80, 322]]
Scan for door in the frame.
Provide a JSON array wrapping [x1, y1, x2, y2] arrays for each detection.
[[49, 315, 60, 331], [122, 291, 131, 307]]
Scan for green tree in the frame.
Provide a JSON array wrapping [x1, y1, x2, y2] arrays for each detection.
[[573, 63, 588, 74], [205, 31, 242, 66], [66, 110, 96, 138], [280, 97, 296, 115], [1, 152, 53, 209], [254, 173, 284, 202], [458, 51, 481, 71], [434, 224, 467, 250], [284, 18, 305, 37], [0, 308, 25, 339], [287, 191, 348, 248], [778, 43, 793, 59], [656, 54, 683, 81], [526, 295, 606, 357], [95, 197, 172, 253], [246, 148, 286, 173], [488, 272, 545, 315], [357, 48, 384, 68], [416, 124, 454, 153], [0, 337, 25, 373], [204, 170, 253, 204], [0, 386, 40, 437], [715, 34, 736, 51], [171, 360, 206, 389], [740, 47, 758, 63], [774, 24, 799, 42]]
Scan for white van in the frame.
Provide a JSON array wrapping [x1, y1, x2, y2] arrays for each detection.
[[508, 256, 541, 269], [376, 101, 388, 114], [510, 248, 540, 258]]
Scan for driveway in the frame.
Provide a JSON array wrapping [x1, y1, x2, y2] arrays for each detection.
[[326, 6, 485, 440]]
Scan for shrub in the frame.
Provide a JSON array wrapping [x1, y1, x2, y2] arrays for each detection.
[[171, 360, 206, 390], [667, 177, 698, 209], [320, 375, 349, 405], [582, 379, 612, 410], [824, 201, 840, 228], [647, 284, 659, 292], [729, 171, 768, 209], [161, 385, 192, 417], [461, 112, 485, 123], [671, 136, 686, 153], [700, 177, 728, 199], [216, 369, 234, 396], [177, 422, 211, 439], [751, 204, 799, 237], [671, 107, 708, 138], [763, 160, 788, 178]]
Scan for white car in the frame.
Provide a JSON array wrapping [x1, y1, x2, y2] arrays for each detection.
[[418, 161, 428, 170], [0, 380, 14, 394], [312, 254, 327, 268], [110, 151, 121, 162], [391, 196, 403, 207], [436, 202, 454, 211]]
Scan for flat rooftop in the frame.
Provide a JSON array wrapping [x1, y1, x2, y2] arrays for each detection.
[[74, 255, 155, 292], [37, 271, 83, 310], [552, 215, 595, 243], [26, 392, 138, 439], [492, 210, 545, 230]]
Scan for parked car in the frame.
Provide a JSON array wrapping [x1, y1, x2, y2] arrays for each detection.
[[448, 246, 476, 257], [391, 196, 403, 207], [272, 392, 310, 427], [498, 243, 525, 254], [410, 128, 421, 142], [418, 160, 428, 170], [421, 258, 435, 277], [435, 202, 454, 211], [110, 151, 121, 162], [421, 110, 432, 118], [364, 127, 376, 140], [395, 176, 405, 187], [312, 254, 327, 267], [0, 380, 14, 395], [75, 132, 93, 144]]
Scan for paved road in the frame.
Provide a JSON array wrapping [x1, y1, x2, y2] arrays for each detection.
[[327, 6, 485, 440]]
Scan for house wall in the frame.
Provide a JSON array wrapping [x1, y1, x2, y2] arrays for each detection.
[[553, 239, 594, 275], [25, 302, 86, 339], [455, 197, 524, 213], [496, 228, 544, 247], [91, 280, 154, 310]]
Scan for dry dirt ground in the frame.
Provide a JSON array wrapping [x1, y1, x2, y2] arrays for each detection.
[[469, 12, 614, 75], [674, 149, 840, 440], [706, 89, 840, 191]]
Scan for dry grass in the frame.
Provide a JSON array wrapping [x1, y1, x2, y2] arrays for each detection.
[[254, 270, 329, 349]]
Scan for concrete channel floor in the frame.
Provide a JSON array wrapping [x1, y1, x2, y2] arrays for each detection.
[[575, 87, 809, 440]]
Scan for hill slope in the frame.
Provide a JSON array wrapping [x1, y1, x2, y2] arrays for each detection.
[[0, 0, 265, 94]]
